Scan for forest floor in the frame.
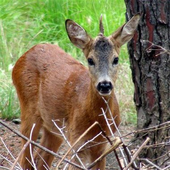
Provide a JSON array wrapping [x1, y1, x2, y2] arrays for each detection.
[[0, 119, 135, 170]]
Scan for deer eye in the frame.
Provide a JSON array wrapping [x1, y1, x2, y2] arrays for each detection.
[[87, 58, 95, 66], [113, 57, 119, 65]]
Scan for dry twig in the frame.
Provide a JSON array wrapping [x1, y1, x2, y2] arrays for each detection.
[[141, 40, 170, 56], [0, 120, 85, 170], [10, 140, 30, 170], [56, 121, 112, 169], [87, 137, 122, 169], [124, 137, 150, 170]]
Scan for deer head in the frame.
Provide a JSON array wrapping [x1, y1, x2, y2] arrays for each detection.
[[66, 14, 140, 96]]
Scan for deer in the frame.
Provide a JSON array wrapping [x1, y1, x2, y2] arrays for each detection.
[[12, 14, 140, 170]]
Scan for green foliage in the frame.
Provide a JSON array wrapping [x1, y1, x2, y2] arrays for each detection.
[[0, 69, 20, 119], [0, 0, 126, 68], [115, 64, 137, 125], [0, 0, 136, 123]]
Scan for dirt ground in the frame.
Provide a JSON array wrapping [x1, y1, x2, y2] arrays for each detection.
[[0, 119, 135, 170]]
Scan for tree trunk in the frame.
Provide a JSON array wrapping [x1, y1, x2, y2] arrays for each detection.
[[124, 0, 170, 167]]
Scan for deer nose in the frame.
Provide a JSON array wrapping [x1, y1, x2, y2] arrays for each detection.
[[97, 81, 113, 95]]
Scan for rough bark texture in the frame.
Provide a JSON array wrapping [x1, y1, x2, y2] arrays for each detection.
[[124, 0, 170, 167]]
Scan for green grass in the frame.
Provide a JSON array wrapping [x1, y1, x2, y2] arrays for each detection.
[[0, 68, 20, 119], [115, 64, 137, 125], [0, 0, 127, 69], [0, 0, 136, 124]]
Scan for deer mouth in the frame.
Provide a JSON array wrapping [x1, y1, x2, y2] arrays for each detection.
[[98, 90, 112, 96]]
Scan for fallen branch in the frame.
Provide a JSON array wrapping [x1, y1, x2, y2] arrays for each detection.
[[0, 120, 85, 170], [141, 40, 170, 56], [87, 137, 122, 169], [10, 140, 30, 170], [56, 121, 112, 169], [138, 158, 162, 170], [0, 137, 20, 169], [102, 97, 138, 169], [123, 121, 170, 138], [124, 137, 150, 170], [29, 124, 37, 170]]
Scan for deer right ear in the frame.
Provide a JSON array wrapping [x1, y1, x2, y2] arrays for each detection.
[[65, 19, 91, 49], [110, 14, 140, 47]]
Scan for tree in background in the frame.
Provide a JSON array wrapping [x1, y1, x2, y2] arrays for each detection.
[[124, 0, 170, 167]]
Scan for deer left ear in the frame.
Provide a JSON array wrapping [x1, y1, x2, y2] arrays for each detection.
[[110, 14, 140, 47], [65, 19, 91, 49]]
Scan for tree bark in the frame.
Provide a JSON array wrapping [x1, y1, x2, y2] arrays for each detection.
[[124, 0, 170, 167]]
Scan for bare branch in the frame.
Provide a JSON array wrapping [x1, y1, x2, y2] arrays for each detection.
[[10, 140, 30, 170], [87, 137, 122, 169], [56, 121, 107, 169], [124, 137, 150, 170], [0, 120, 85, 170], [29, 124, 37, 170], [138, 158, 162, 170], [53, 119, 86, 169], [141, 40, 170, 56], [123, 121, 170, 138]]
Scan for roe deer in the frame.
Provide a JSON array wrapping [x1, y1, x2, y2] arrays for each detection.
[[12, 14, 140, 170]]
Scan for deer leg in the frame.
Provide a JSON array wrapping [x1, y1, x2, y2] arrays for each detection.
[[91, 157, 106, 170], [67, 142, 106, 170], [34, 127, 63, 170], [19, 110, 42, 170]]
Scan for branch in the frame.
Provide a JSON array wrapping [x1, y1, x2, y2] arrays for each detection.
[[53, 119, 86, 169], [141, 40, 170, 56], [29, 124, 37, 170], [87, 137, 122, 169], [123, 121, 170, 138], [101, 97, 138, 169], [56, 121, 111, 169], [138, 158, 162, 170], [10, 140, 30, 170], [0, 120, 85, 170], [124, 137, 150, 170]]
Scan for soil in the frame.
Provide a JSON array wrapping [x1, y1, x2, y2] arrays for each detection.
[[0, 119, 135, 170]]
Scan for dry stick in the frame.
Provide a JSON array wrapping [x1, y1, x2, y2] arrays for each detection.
[[53, 119, 86, 169], [10, 140, 30, 170], [63, 132, 102, 170], [138, 158, 162, 170], [0, 137, 16, 163], [123, 121, 170, 161], [142, 40, 170, 56], [29, 124, 37, 170], [0, 120, 85, 170], [102, 97, 138, 169], [123, 121, 170, 169], [144, 141, 170, 148], [163, 163, 170, 170], [122, 144, 139, 170], [56, 121, 111, 170], [87, 137, 122, 169], [0, 154, 13, 168], [100, 107, 124, 170], [147, 149, 170, 168], [124, 137, 150, 170], [135, 121, 170, 134], [33, 150, 50, 170], [0, 137, 20, 169]]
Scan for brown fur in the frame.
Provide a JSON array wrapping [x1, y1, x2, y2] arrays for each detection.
[[12, 15, 140, 170]]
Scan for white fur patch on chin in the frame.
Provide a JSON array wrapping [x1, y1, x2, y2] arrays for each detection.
[[98, 90, 112, 97]]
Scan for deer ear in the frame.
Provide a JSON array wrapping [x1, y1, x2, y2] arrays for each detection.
[[65, 19, 91, 49], [111, 14, 140, 47]]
